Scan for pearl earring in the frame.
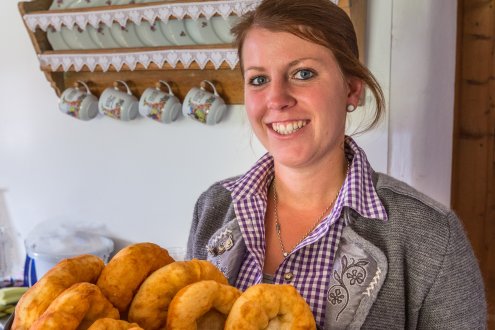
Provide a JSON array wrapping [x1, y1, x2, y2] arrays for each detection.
[[346, 104, 356, 112]]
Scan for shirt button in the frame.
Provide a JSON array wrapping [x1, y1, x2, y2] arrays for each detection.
[[283, 272, 294, 282]]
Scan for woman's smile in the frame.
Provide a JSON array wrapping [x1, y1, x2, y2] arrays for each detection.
[[270, 120, 309, 135]]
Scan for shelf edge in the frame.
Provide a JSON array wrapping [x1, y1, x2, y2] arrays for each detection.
[[38, 47, 239, 72]]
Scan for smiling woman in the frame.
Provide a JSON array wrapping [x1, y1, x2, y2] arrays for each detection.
[[240, 28, 358, 171], [186, 0, 487, 329]]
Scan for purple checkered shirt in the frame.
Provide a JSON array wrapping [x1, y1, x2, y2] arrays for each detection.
[[222, 136, 388, 328]]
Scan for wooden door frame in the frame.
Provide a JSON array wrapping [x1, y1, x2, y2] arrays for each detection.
[[452, 0, 495, 328]]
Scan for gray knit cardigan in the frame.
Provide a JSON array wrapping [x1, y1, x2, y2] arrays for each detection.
[[187, 172, 487, 329]]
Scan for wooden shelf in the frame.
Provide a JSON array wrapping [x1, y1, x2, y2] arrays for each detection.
[[18, 0, 251, 104], [36, 46, 242, 101], [18, 0, 366, 105], [44, 65, 243, 103]]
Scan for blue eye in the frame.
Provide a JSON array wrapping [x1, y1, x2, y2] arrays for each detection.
[[293, 69, 315, 80], [249, 76, 269, 86]]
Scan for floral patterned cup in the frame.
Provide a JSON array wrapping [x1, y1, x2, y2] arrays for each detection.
[[182, 80, 226, 125], [98, 80, 139, 121], [139, 81, 181, 124], [58, 80, 98, 121]]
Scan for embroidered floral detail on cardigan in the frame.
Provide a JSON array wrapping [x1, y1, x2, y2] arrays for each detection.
[[347, 269, 365, 285], [329, 288, 345, 305], [327, 255, 369, 320]]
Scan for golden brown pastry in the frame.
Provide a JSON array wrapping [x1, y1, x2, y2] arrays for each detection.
[[166, 280, 241, 330], [87, 318, 144, 330], [128, 259, 228, 330], [224, 283, 317, 330], [12, 254, 105, 330], [30, 282, 119, 330], [96, 242, 174, 314]]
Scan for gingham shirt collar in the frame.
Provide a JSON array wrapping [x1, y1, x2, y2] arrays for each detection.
[[342, 137, 389, 221], [224, 151, 274, 202], [223, 136, 388, 221]]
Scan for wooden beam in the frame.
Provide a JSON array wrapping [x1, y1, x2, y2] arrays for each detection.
[[452, 0, 495, 327]]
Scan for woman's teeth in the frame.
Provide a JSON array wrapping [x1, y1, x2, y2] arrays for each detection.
[[272, 121, 307, 135]]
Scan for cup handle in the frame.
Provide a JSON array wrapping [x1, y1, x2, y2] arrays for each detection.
[[114, 80, 132, 95], [200, 80, 219, 96], [75, 80, 92, 95], [156, 80, 174, 96]]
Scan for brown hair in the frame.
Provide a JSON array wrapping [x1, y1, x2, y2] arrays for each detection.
[[231, 0, 385, 132]]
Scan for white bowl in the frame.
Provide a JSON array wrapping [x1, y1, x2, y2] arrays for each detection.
[[25, 232, 114, 280], [160, 19, 196, 46], [88, 23, 121, 48], [211, 16, 240, 43], [184, 17, 222, 45], [135, 21, 173, 47], [60, 26, 99, 49], [110, 22, 145, 48]]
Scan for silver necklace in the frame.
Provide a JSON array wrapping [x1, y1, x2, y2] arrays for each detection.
[[272, 160, 350, 258]]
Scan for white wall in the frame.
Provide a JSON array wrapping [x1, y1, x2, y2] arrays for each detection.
[[388, 0, 457, 206], [0, 0, 456, 277]]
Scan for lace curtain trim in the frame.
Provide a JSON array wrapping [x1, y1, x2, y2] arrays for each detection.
[[39, 48, 239, 72], [24, 0, 260, 31]]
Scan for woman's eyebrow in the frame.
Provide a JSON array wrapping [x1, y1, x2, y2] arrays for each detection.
[[244, 66, 265, 73], [243, 57, 320, 74], [288, 57, 319, 67]]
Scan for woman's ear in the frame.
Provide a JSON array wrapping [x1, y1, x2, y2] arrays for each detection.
[[346, 76, 364, 106]]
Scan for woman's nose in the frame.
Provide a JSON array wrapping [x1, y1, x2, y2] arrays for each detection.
[[266, 80, 296, 111]]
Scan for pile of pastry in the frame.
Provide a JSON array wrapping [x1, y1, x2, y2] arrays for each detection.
[[11, 243, 316, 330]]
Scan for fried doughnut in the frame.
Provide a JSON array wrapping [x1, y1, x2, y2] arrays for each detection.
[[87, 318, 144, 330], [96, 242, 174, 314], [13, 254, 105, 330], [30, 282, 119, 330], [225, 283, 317, 330], [166, 280, 241, 330], [128, 259, 228, 330]]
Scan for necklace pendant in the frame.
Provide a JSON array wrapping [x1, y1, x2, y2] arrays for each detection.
[[283, 252, 289, 258]]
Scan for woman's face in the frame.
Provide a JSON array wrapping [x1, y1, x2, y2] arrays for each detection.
[[242, 27, 362, 169]]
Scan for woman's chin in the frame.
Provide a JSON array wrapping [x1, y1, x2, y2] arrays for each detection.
[[270, 150, 314, 169]]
